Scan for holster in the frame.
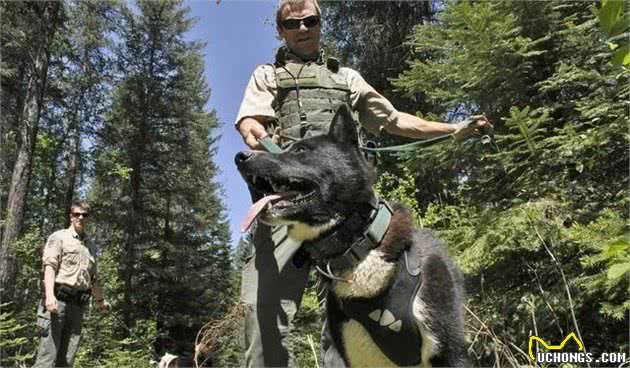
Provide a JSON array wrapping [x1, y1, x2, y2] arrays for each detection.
[[55, 284, 91, 306]]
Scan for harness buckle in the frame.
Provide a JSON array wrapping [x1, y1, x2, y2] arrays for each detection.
[[366, 200, 393, 245]]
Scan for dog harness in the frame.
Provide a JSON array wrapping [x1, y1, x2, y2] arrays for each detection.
[[303, 196, 392, 278], [327, 249, 424, 366], [271, 47, 353, 145], [303, 197, 425, 366]]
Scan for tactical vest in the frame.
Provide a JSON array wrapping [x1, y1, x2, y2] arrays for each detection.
[[271, 48, 352, 146]]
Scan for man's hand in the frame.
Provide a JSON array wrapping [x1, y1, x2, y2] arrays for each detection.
[[96, 299, 111, 314], [238, 117, 268, 150], [452, 114, 492, 141], [45, 295, 59, 314]]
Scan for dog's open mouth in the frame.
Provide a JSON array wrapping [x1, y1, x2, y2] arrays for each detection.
[[240, 174, 317, 232]]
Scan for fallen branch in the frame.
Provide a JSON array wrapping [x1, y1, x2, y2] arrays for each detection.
[[194, 303, 246, 368]]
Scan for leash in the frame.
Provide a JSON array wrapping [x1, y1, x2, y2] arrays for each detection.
[[110, 313, 162, 362], [359, 118, 498, 154], [258, 136, 283, 153], [257, 132, 456, 154], [359, 134, 452, 152], [257, 118, 498, 155]]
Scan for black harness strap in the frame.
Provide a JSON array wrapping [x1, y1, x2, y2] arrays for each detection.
[[328, 251, 424, 366], [304, 197, 393, 276]]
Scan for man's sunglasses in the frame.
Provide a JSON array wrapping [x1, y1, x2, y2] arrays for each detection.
[[281, 15, 320, 30], [72, 212, 90, 218]]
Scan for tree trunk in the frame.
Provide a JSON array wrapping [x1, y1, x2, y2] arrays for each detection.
[[63, 98, 82, 228], [63, 42, 91, 227], [0, 2, 62, 295], [0, 118, 6, 241], [0, 59, 27, 245]]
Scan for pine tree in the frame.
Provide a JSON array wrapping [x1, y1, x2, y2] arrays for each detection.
[[92, 0, 233, 358], [391, 0, 628, 364], [320, 0, 433, 112], [0, 0, 63, 298]]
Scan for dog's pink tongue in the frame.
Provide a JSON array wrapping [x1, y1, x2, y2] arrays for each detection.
[[240, 194, 281, 233]]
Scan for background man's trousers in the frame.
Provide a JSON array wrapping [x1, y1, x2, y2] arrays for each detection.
[[33, 299, 85, 368]]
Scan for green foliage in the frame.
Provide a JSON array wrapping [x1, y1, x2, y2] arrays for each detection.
[[0, 304, 32, 366], [374, 166, 421, 223], [2, 230, 45, 367], [382, 0, 627, 365], [75, 318, 157, 368], [594, 0, 629, 66], [2, 0, 235, 366], [320, 1, 433, 112], [291, 285, 322, 368], [91, 0, 234, 359], [570, 210, 629, 320]]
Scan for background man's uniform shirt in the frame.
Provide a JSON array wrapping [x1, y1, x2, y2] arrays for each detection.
[[42, 227, 97, 290]]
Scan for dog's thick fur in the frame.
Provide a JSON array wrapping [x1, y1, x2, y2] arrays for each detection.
[[236, 106, 466, 367]]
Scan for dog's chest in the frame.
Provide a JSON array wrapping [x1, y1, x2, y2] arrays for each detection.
[[330, 251, 427, 367], [334, 250, 396, 298], [341, 320, 401, 367]]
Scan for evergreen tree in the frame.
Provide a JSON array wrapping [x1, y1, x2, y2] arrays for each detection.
[[391, 0, 628, 364], [320, 0, 433, 112], [92, 0, 233, 358], [0, 0, 63, 298]]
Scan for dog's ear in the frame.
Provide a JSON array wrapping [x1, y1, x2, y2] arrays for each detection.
[[329, 104, 358, 144]]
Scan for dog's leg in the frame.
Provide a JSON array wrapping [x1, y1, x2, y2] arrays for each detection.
[[413, 296, 440, 368], [416, 252, 467, 368]]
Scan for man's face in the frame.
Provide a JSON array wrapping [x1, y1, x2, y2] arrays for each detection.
[[70, 207, 89, 234], [277, 0, 321, 59]]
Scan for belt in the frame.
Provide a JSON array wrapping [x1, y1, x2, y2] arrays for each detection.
[[54, 284, 92, 305]]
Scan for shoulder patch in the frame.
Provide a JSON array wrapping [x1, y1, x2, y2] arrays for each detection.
[[48, 230, 64, 241]]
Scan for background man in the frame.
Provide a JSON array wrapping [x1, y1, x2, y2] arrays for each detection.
[[33, 201, 110, 368], [235, 0, 491, 366]]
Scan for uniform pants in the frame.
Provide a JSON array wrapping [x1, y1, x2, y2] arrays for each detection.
[[240, 222, 347, 367], [33, 299, 85, 368]]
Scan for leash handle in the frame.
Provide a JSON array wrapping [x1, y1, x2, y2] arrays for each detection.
[[259, 137, 283, 154], [460, 118, 495, 144]]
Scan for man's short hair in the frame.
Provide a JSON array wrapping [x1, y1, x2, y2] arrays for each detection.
[[276, 0, 321, 28], [70, 201, 90, 213]]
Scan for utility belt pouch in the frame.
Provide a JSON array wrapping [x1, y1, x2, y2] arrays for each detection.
[[55, 285, 75, 301], [79, 292, 91, 305]]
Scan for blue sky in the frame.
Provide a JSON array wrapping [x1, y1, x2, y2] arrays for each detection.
[[184, 0, 281, 246]]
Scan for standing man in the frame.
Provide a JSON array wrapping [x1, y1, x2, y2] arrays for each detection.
[[33, 201, 110, 368], [235, 0, 491, 366]]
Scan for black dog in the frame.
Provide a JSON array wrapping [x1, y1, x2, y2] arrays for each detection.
[[236, 106, 466, 367]]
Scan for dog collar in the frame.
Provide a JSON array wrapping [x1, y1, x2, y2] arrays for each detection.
[[305, 197, 393, 279]]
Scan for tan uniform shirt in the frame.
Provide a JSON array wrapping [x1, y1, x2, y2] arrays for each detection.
[[236, 64, 400, 135], [42, 227, 97, 291]]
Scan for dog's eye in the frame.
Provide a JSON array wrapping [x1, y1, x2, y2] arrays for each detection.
[[292, 146, 308, 153]]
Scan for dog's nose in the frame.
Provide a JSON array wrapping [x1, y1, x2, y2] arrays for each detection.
[[235, 151, 253, 165]]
